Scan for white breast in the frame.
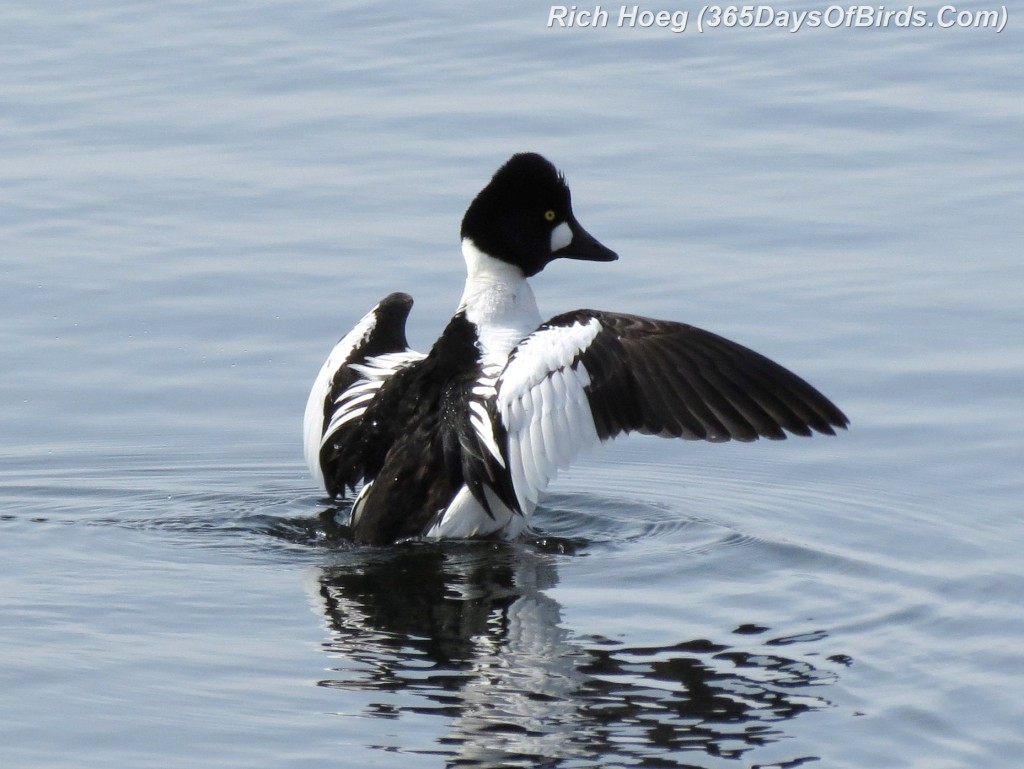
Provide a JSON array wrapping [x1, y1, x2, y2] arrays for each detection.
[[459, 239, 542, 366]]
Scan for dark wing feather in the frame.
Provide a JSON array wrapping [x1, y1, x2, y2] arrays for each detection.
[[496, 309, 848, 511], [567, 309, 848, 441]]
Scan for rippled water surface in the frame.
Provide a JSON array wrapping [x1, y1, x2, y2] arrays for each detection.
[[2, 2, 1022, 768]]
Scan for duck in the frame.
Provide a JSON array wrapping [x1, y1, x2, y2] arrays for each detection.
[[303, 153, 848, 544]]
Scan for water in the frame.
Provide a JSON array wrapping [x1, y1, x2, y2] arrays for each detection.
[[2, 2, 1022, 767]]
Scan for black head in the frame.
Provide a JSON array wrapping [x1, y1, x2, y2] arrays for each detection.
[[460, 153, 618, 277]]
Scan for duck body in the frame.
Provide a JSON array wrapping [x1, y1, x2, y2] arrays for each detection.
[[303, 153, 848, 545]]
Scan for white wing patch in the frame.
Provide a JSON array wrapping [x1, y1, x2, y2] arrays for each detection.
[[320, 350, 424, 451], [497, 319, 603, 512], [303, 311, 379, 482], [303, 295, 423, 484], [468, 366, 505, 469]]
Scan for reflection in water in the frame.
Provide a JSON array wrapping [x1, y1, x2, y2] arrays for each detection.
[[310, 538, 842, 767]]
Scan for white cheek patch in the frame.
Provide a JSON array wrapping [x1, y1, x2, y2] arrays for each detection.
[[550, 221, 573, 252]]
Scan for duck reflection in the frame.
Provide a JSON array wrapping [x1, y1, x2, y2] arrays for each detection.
[[311, 539, 838, 767]]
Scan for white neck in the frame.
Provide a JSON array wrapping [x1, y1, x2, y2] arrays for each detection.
[[459, 238, 542, 367]]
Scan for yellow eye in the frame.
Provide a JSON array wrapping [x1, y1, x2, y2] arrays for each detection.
[[544, 210, 556, 222]]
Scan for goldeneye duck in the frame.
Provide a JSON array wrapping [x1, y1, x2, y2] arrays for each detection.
[[304, 152, 848, 545]]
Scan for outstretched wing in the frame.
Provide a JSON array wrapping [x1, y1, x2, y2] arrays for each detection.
[[303, 292, 424, 496], [495, 309, 848, 512]]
